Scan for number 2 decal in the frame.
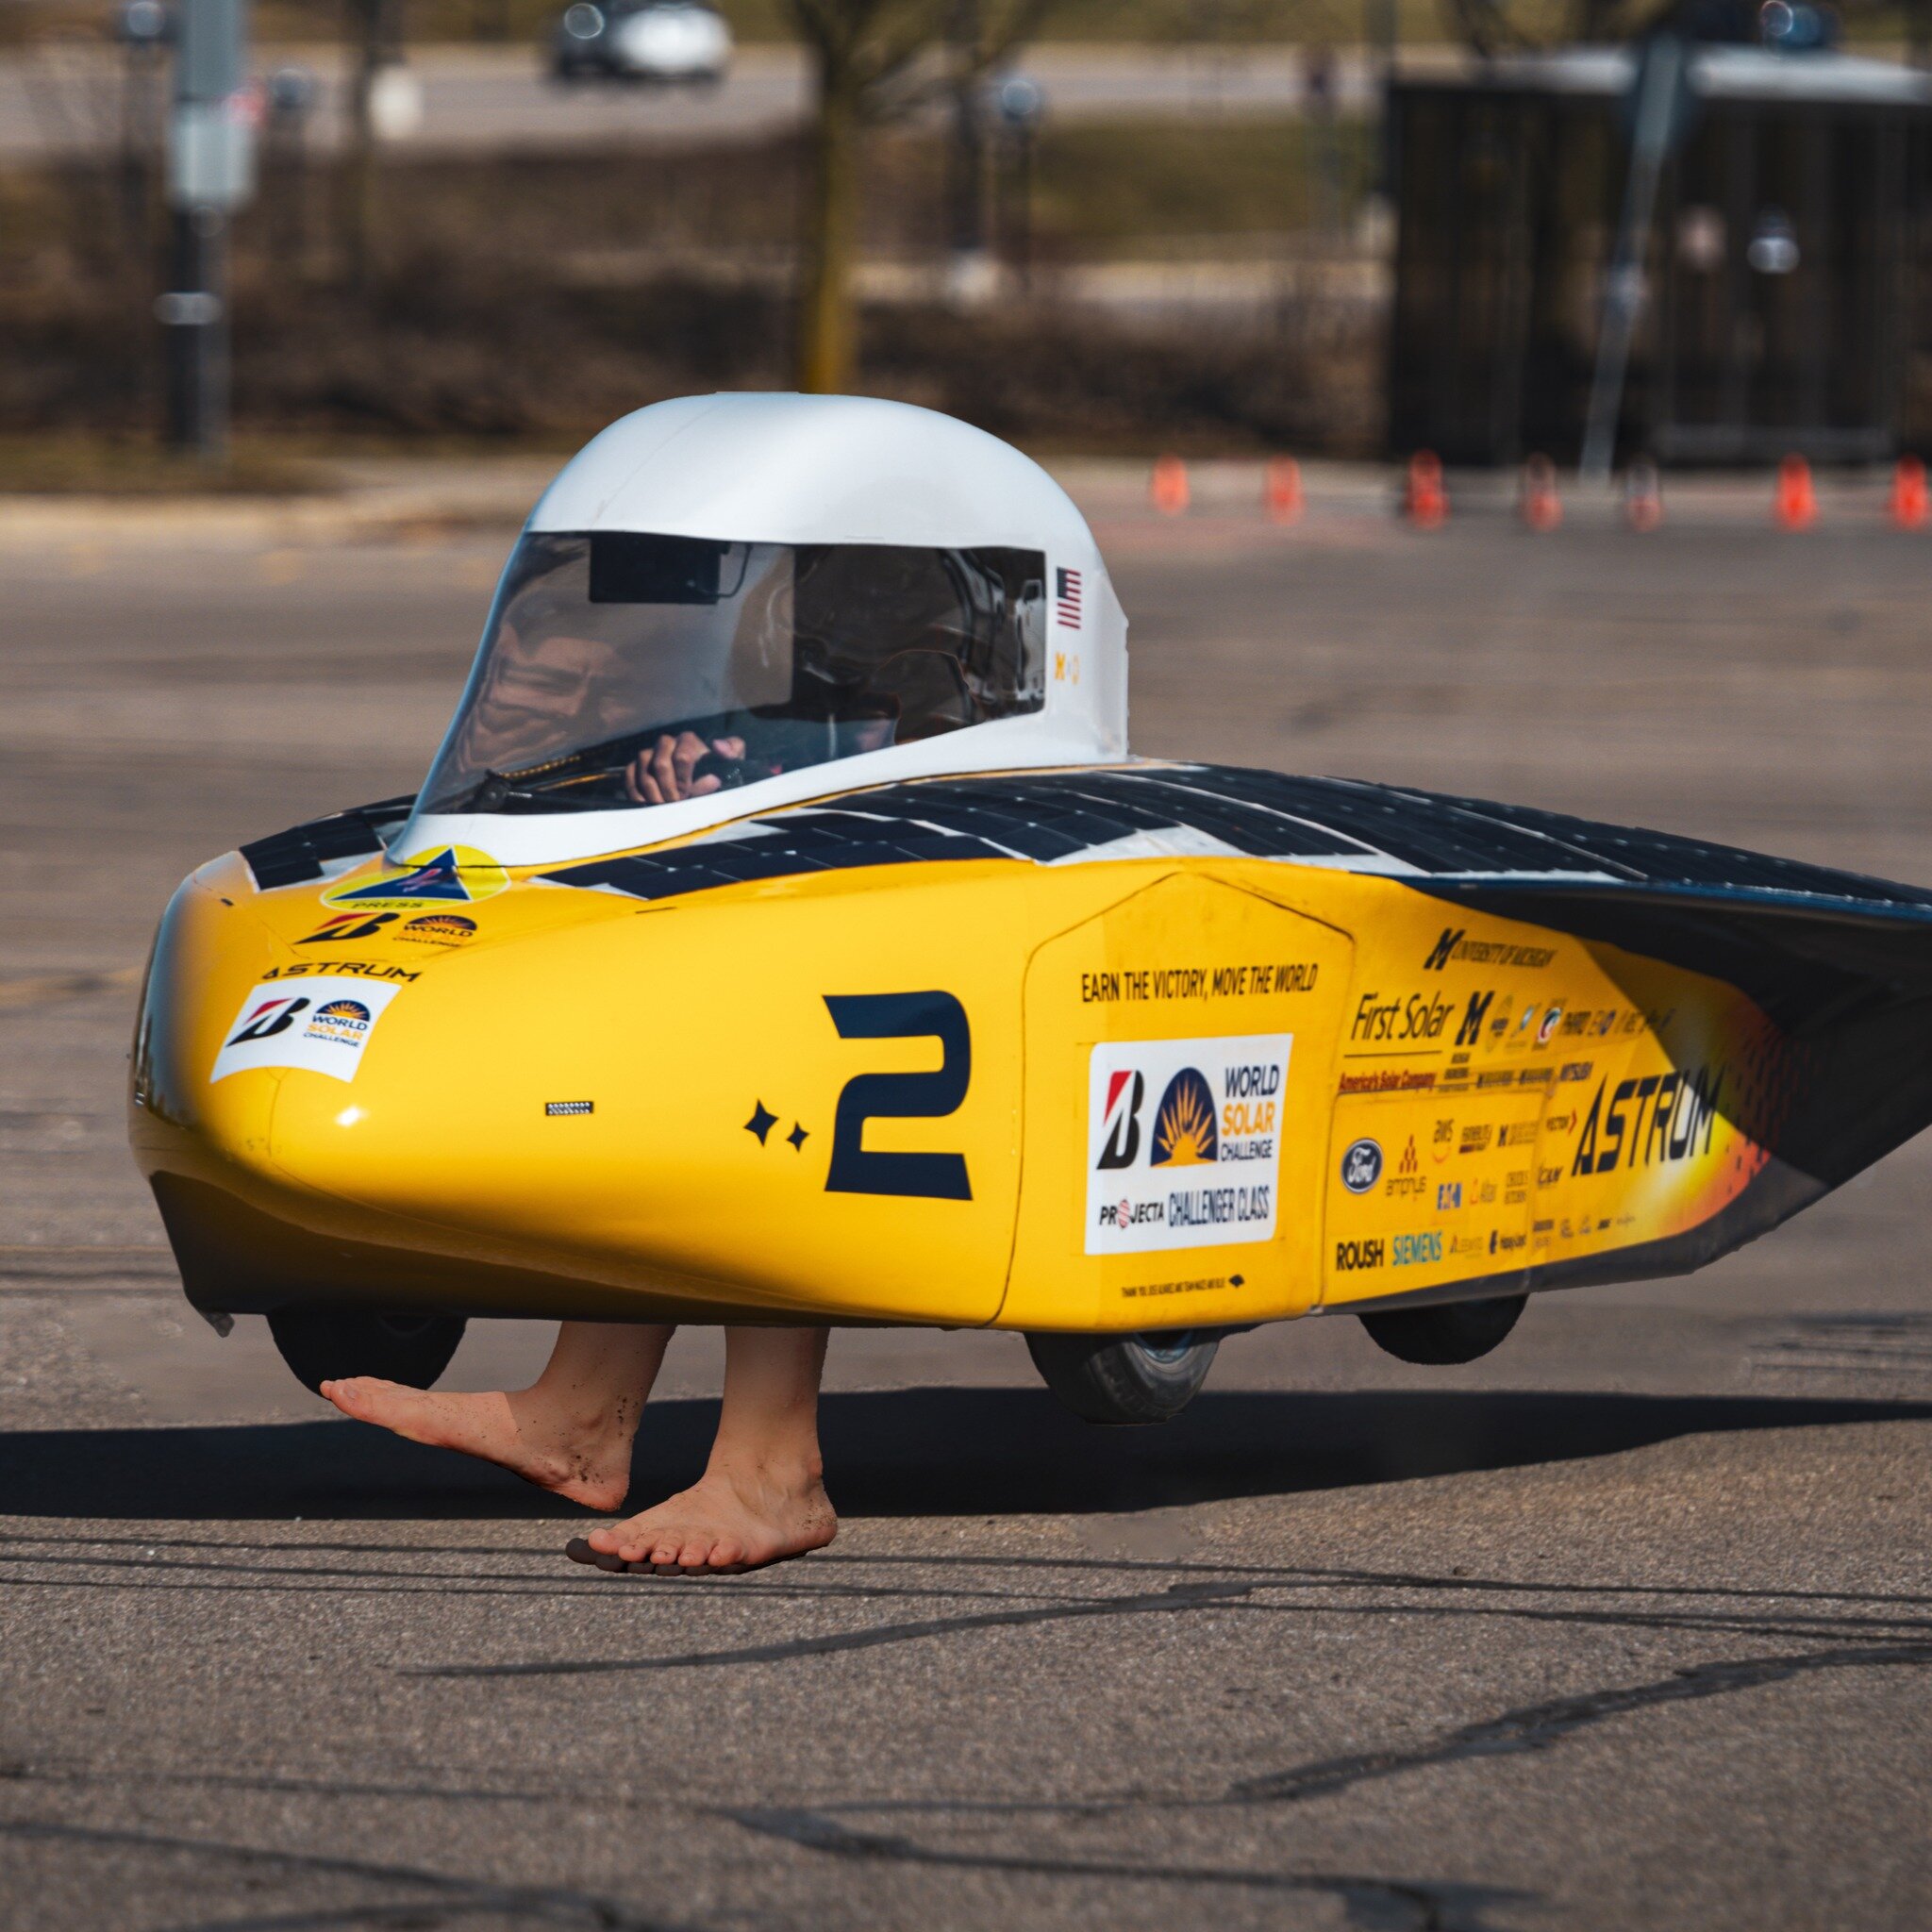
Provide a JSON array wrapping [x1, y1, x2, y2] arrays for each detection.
[[823, 991, 973, 1201]]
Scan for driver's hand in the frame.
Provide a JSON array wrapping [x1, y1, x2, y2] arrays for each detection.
[[624, 733, 746, 806]]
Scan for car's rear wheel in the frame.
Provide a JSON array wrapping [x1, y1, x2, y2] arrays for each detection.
[[267, 1307, 468, 1395], [1026, 1330, 1219, 1424], [1358, 1293, 1525, 1365]]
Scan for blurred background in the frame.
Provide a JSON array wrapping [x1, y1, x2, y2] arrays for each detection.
[[8, 0, 1932, 474]]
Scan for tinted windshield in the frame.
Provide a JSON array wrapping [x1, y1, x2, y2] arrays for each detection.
[[419, 532, 1046, 814]]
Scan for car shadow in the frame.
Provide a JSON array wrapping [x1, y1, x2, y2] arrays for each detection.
[[2, 1387, 1928, 1521]]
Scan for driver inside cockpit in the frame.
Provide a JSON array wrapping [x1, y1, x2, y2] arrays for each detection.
[[420, 533, 1046, 816]]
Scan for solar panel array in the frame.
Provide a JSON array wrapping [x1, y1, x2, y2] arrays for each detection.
[[239, 797, 414, 890], [233, 766, 1932, 917], [543, 766, 1932, 914]]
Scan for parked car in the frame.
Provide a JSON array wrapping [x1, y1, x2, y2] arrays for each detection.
[[550, 0, 731, 83]]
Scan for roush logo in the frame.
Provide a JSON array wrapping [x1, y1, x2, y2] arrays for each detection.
[[1334, 1238, 1385, 1271]]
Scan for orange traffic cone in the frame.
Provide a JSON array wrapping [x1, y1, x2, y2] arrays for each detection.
[[1519, 454, 1561, 531], [1890, 456, 1928, 530], [1624, 458, 1663, 533], [1405, 451, 1447, 529], [1263, 456, 1304, 525], [1774, 454, 1816, 531], [1150, 454, 1190, 516]]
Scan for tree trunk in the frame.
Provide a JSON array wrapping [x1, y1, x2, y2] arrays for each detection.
[[796, 45, 860, 394], [337, 0, 385, 291]]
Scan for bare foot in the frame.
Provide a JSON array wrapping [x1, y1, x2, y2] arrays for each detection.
[[568, 1461, 836, 1574], [320, 1379, 638, 1511]]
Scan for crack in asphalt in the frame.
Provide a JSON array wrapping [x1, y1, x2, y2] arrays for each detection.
[[0, 1544, 1113, 1609], [735, 1637, 1932, 1841], [411, 1578, 1258, 1677], [726, 1807, 1524, 1932], [9, 1534, 1932, 1615], [1227, 1640, 1932, 1804], [0, 1760, 556, 1808], [402, 1588, 1930, 1679], [0, 1817, 688, 1931]]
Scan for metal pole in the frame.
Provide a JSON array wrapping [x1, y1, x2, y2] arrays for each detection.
[[1579, 35, 1682, 484], [163, 208, 227, 454], [163, 0, 254, 460]]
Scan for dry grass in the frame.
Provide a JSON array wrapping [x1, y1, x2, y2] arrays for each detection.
[[0, 128, 1384, 460]]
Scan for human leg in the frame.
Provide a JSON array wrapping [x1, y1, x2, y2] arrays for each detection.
[[570, 1324, 834, 1573], [322, 1319, 673, 1510]]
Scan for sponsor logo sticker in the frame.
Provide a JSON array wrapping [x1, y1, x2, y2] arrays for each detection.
[[1341, 1138, 1383, 1192], [209, 974, 402, 1084], [402, 913, 479, 946], [1085, 1035, 1290, 1256], [1384, 1134, 1426, 1199], [297, 911, 397, 945], [323, 846, 508, 913]]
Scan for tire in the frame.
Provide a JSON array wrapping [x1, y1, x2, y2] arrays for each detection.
[[1026, 1330, 1219, 1424], [1358, 1293, 1525, 1366], [268, 1307, 468, 1395]]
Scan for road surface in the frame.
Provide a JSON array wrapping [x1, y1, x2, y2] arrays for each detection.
[[1, 474, 1928, 1930], [0, 41, 1383, 160]]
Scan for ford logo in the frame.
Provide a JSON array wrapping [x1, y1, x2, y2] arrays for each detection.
[[1341, 1138, 1383, 1193]]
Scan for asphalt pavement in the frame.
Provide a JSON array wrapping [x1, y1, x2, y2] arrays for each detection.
[[1, 471, 1929, 1929], [0, 42, 1380, 160]]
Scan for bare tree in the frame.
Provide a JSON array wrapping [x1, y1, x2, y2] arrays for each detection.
[[339, 0, 406, 287], [781, 0, 1047, 393]]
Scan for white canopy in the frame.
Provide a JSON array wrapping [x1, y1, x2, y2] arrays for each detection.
[[395, 393, 1129, 870]]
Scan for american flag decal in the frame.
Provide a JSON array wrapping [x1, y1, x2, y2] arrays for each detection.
[[1055, 566, 1083, 628]]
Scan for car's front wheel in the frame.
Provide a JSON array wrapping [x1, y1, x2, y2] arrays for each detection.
[[1025, 1330, 1219, 1424], [1358, 1292, 1525, 1365], [267, 1307, 468, 1395]]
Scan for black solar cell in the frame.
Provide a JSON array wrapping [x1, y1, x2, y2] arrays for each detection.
[[239, 796, 414, 890], [505, 763, 1932, 917]]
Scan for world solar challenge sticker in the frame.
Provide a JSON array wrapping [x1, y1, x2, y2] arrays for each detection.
[[209, 975, 404, 1084], [1086, 1034, 1291, 1255]]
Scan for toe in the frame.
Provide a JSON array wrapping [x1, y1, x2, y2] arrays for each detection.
[[675, 1536, 713, 1570]]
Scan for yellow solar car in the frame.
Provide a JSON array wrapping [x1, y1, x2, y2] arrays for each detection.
[[129, 395, 1932, 1422]]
